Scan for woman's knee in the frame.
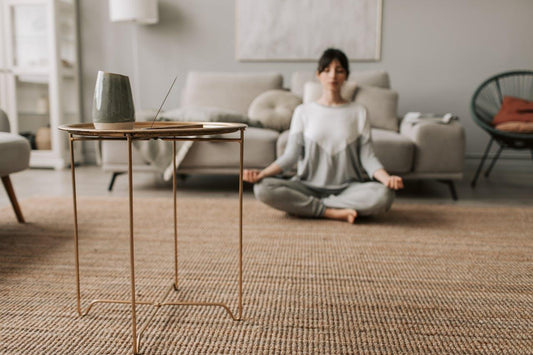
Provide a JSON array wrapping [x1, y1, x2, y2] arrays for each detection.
[[356, 183, 394, 215], [253, 178, 282, 204], [253, 180, 269, 202], [375, 184, 394, 213]]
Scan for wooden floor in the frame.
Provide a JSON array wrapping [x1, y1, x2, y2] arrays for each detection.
[[1, 159, 532, 210]]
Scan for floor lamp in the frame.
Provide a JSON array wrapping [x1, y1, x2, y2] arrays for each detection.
[[109, 0, 158, 108]]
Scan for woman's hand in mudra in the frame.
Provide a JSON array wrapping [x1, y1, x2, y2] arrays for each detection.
[[243, 163, 282, 184], [243, 169, 263, 183], [373, 169, 404, 190], [386, 175, 404, 190]]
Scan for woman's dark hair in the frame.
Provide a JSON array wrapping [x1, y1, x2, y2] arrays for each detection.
[[317, 48, 350, 78]]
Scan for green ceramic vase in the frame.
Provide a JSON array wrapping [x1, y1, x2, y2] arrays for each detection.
[[92, 71, 135, 129]]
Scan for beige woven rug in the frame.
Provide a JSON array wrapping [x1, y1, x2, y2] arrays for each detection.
[[0, 197, 531, 354]]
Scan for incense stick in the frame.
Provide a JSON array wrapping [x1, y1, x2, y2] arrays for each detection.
[[150, 76, 178, 129]]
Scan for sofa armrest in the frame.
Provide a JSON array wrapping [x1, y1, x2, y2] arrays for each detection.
[[400, 119, 465, 175]]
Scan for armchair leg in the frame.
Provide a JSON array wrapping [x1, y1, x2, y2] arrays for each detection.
[[2, 175, 25, 223], [108, 172, 125, 191], [484, 144, 504, 178], [439, 179, 458, 201], [471, 138, 493, 187]]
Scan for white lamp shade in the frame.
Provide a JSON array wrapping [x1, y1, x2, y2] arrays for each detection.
[[109, 0, 158, 24]]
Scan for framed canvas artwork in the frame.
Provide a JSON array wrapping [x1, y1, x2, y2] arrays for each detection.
[[236, 0, 382, 61]]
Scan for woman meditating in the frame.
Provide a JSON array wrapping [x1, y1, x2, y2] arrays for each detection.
[[243, 48, 403, 223]]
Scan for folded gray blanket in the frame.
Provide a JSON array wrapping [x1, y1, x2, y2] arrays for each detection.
[[133, 107, 260, 180]]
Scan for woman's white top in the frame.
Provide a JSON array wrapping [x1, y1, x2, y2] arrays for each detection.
[[274, 101, 384, 189]]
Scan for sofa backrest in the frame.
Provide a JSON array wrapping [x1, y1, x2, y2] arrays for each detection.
[[181, 72, 283, 116], [290, 70, 391, 97]]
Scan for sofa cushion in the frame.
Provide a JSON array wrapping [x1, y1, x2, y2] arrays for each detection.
[[302, 81, 358, 104], [354, 86, 399, 131], [180, 127, 279, 169], [371, 129, 414, 174], [291, 70, 390, 97], [0, 132, 31, 176], [181, 72, 283, 116], [248, 90, 302, 131]]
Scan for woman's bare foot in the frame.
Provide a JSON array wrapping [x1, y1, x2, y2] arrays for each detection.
[[323, 208, 357, 223]]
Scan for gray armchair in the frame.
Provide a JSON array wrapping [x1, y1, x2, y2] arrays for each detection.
[[0, 109, 30, 222]]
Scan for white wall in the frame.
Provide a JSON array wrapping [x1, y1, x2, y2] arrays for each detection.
[[80, 0, 533, 163]]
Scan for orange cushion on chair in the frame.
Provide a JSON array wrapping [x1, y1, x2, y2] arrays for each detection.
[[494, 121, 533, 133], [492, 96, 533, 125]]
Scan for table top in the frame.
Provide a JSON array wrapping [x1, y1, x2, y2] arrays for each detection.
[[59, 122, 247, 138]]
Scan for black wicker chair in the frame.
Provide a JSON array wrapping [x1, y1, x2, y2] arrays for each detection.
[[470, 70, 533, 187]]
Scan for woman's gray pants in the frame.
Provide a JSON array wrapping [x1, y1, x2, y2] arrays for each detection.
[[254, 177, 394, 218]]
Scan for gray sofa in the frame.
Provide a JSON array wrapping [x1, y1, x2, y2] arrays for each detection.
[[101, 71, 465, 198]]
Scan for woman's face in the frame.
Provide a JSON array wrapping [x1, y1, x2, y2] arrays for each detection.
[[317, 59, 347, 92]]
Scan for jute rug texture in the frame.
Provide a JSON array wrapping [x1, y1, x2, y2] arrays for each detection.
[[0, 197, 531, 354]]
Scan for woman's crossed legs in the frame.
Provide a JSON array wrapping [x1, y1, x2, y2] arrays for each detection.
[[254, 177, 394, 223]]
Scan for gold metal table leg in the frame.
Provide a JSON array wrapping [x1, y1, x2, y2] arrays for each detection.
[[69, 134, 82, 317], [127, 135, 139, 354], [173, 140, 179, 290], [238, 129, 244, 320]]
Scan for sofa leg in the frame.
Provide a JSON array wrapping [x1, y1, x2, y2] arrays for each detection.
[[484, 144, 503, 178], [439, 179, 458, 201], [108, 172, 125, 191], [2, 175, 25, 223], [471, 138, 493, 187]]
